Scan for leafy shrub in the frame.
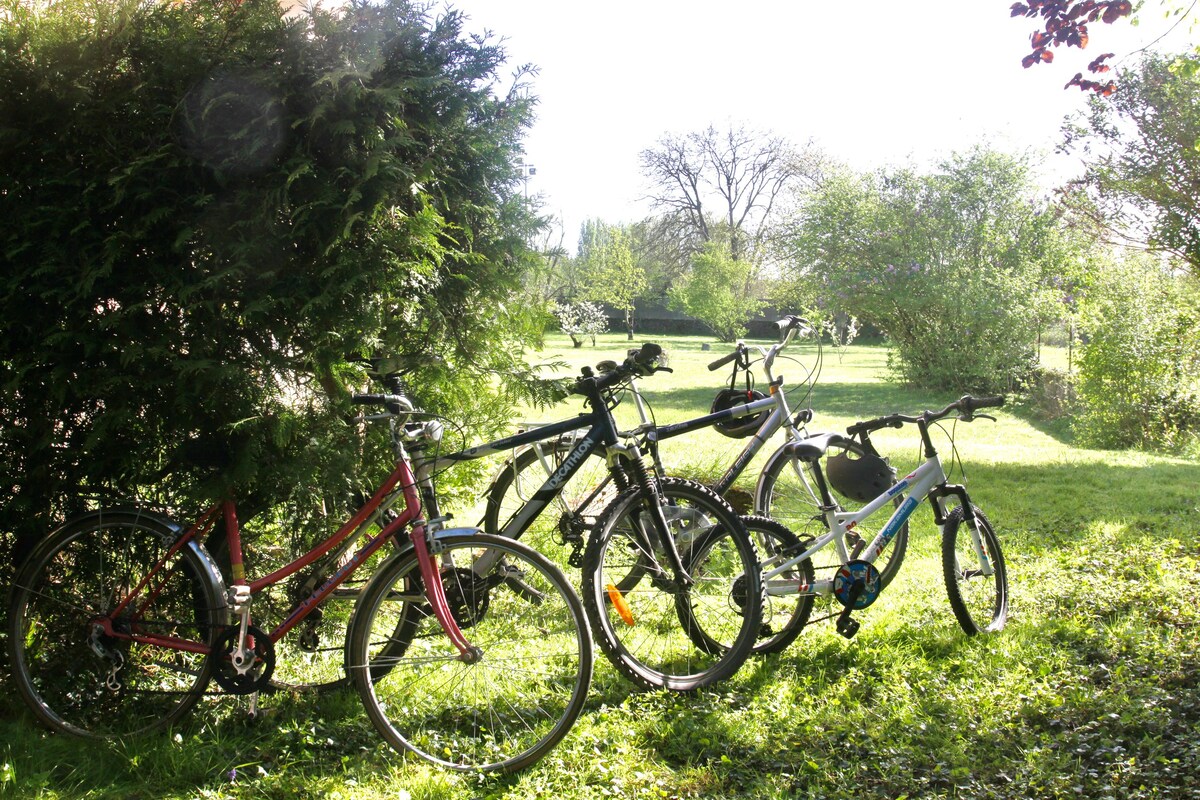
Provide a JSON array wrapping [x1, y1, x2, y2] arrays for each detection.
[[0, 0, 545, 561], [783, 150, 1089, 392], [668, 241, 763, 343], [1073, 256, 1200, 451]]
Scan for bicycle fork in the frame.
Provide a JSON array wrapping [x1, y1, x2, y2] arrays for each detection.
[[409, 523, 481, 663], [930, 486, 995, 578], [628, 456, 693, 589]]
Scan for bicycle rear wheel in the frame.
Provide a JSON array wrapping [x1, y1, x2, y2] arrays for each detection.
[[756, 440, 908, 589], [347, 533, 592, 773], [7, 510, 227, 738], [738, 515, 814, 655], [581, 478, 762, 691], [942, 505, 1008, 634], [483, 439, 615, 578]]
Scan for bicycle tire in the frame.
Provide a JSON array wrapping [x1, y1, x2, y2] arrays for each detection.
[[942, 504, 1009, 634], [738, 515, 814, 655], [347, 533, 592, 773], [482, 440, 615, 578], [7, 510, 227, 738], [581, 478, 762, 691], [756, 440, 909, 589]]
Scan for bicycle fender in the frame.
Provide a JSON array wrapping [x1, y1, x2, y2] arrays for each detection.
[[752, 438, 854, 512], [31, 507, 229, 619]]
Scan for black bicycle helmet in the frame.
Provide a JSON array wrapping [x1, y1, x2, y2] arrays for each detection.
[[710, 388, 769, 438], [826, 448, 895, 503]]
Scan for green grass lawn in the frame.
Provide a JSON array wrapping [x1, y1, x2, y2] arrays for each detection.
[[2, 333, 1198, 799]]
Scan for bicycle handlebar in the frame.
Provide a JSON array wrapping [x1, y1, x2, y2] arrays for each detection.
[[847, 394, 1004, 436], [351, 393, 414, 417], [570, 342, 669, 397], [707, 349, 740, 372], [775, 314, 813, 340], [706, 315, 812, 373]]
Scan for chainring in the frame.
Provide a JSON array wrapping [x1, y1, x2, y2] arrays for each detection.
[[212, 625, 276, 694], [833, 559, 882, 610]]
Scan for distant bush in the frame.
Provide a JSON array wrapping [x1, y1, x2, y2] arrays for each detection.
[[1073, 256, 1200, 451], [782, 149, 1088, 393]]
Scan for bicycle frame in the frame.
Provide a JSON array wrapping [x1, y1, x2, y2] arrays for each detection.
[[760, 447, 994, 601], [418, 386, 622, 541], [496, 323, 816, 525], [92, 451, 478, 661]]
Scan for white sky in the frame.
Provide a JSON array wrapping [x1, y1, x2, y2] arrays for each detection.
[[445, 1, 1196, 251]]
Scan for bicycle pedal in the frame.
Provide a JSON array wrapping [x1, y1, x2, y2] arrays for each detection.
[[836, 614, 860, 639]]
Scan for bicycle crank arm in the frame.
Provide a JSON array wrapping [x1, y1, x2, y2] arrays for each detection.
[[836, 580, 864, 639]]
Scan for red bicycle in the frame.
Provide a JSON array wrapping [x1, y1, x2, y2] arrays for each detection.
[[6, 391, 593, 773]]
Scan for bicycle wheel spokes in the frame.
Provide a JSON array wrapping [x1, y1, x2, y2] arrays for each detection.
[[583, 479, 761, 691], [484, 442, 614, 582], [8, 515, 223, 738], [737, 515, 815, 655], [942, 505, 1008, 635], [349, 535, 591, 773]]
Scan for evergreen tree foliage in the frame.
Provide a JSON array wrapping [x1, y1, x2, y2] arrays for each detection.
[[0, 0, 548, 563]]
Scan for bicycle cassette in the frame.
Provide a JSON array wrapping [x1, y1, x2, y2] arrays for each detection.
[[212, 625, 276, 694], [833, 560, 882, 610]]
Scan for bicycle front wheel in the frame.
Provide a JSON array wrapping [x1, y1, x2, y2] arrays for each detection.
[[942, 505, 1009, 634], [7, 510, 226, 738], [581, 478, 762, 691], [347, 533, 592, 773], [756, 441, 908, 589]]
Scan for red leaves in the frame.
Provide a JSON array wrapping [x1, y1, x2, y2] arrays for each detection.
[[1103, 1, 1132, 24], [1065, 72, 1118, 95], [1088, 52, 1115, 73], [1014, 1, 1131, 94]]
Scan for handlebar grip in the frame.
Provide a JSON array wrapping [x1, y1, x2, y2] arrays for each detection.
[[352, 393, 412, 416], [708, 351, 738, 371], [776, 315, 813, 334], [962, 394, 1005, 416]]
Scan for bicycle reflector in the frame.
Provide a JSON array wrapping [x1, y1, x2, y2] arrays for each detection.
[[606, 583, 635, 626], [826, 450, 895, 504]]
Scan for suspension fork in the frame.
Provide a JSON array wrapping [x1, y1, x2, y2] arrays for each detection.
[[928, 484, 993, 577], [622, 449, 693, 588]]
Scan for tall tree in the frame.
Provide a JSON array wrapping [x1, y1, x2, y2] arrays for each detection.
[[1061, 51, 1200, 273], [583, 228, 647, 340], [638, 124, 820, 268], [0, 0, 547, 564]]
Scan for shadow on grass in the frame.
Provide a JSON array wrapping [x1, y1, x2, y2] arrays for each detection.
[[640, 380, 982, 427]]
